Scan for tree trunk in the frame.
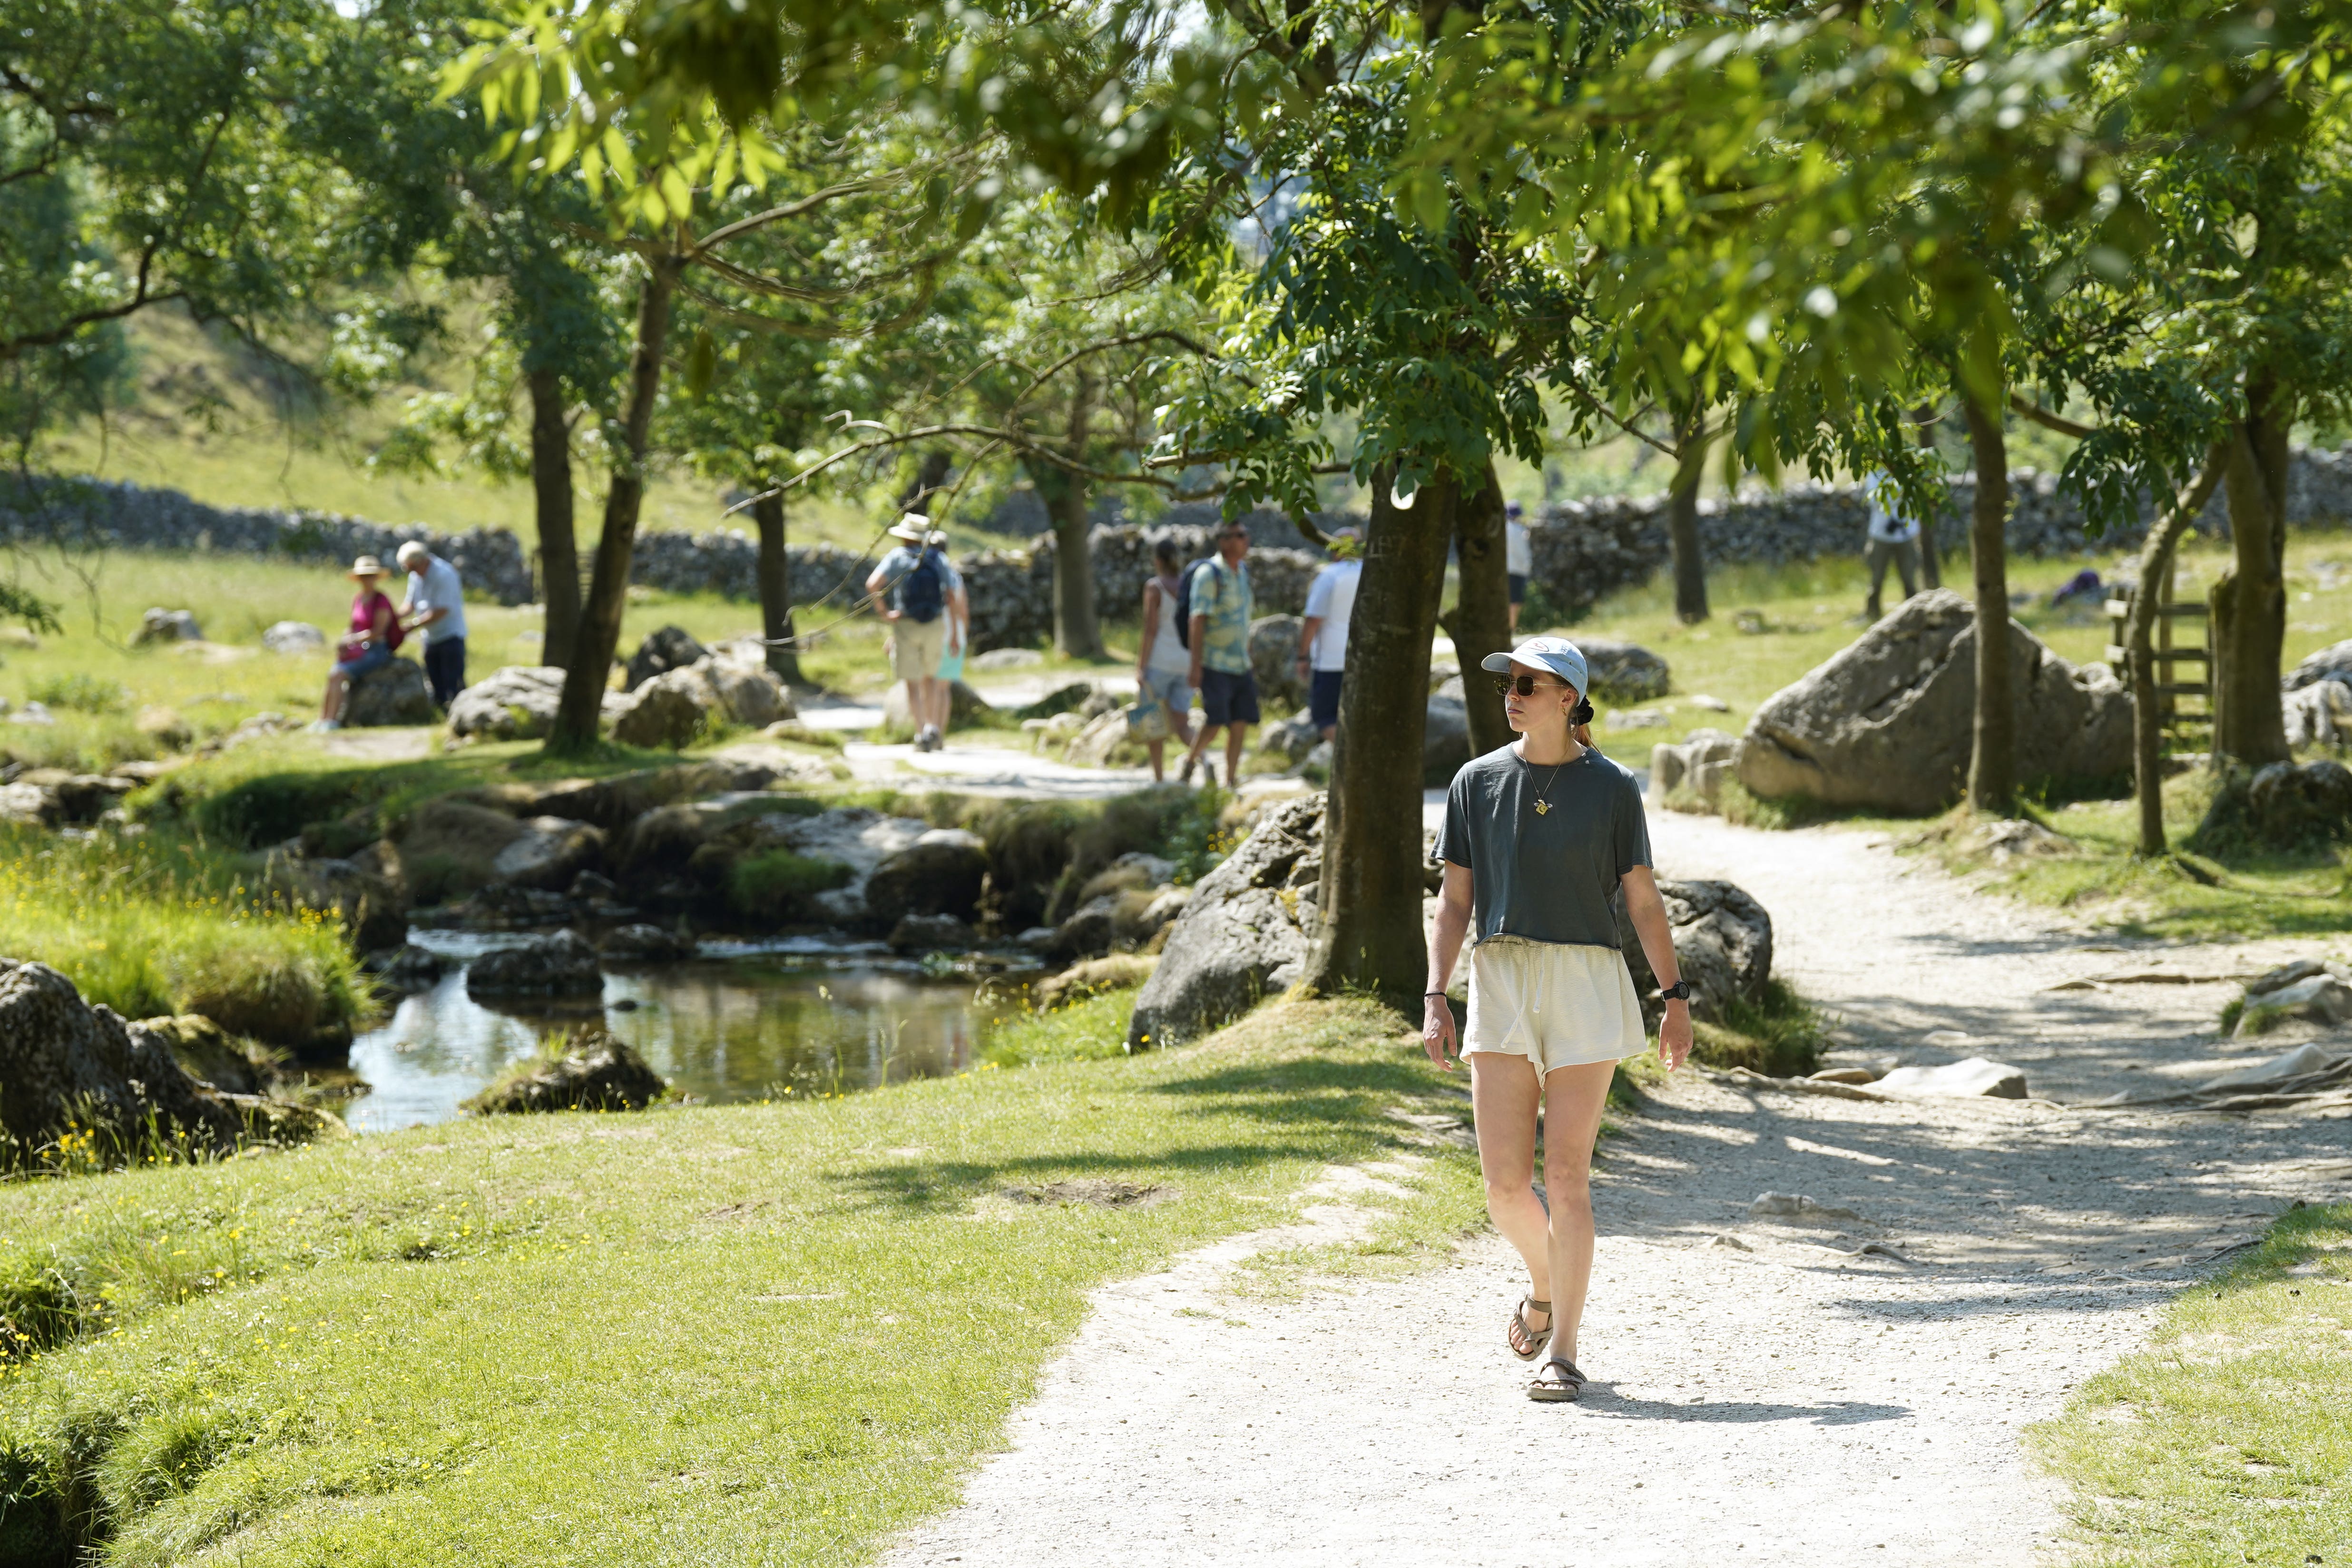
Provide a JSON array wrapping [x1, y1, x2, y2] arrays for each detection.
[[752, 489, 800, 685], [1304, 466, 1454, 1003], [1451, 461, 1513, 758], [1666, 409, 1710, 623], [2127, 442, 2230, 855], [1960, 389, 2015, 812], [529, 366, 582, 670], [549, 255, 680, 754], [1911, 402, 1942, 590], [900, 449, 953, 512], [1048, 372, 1104, 659], [2212, 390, 2292, 767]]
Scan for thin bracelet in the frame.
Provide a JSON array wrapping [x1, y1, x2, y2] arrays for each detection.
[[1423, 990, 1449, 998]]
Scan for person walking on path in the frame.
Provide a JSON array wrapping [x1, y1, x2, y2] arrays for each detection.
[[1862, 470, 1923, 622], [1422, 635, 1694, 1402], [310, 555, 404, 732], [865, 515, 952, 752], [396, 542, 468, 709], [1506, 501, 1533, 631], [1295, 527, 1361, 741], [1183, 518, 1256, 787], [1136, 536, 1199, 782], [928, 528, 970, 734]]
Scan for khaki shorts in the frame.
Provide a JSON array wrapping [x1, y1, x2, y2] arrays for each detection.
[[1464, 935, 1646, 1073], [890, 616, 947, 681]]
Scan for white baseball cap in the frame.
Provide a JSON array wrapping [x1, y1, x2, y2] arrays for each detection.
[[1481, 635, 1588, 694]]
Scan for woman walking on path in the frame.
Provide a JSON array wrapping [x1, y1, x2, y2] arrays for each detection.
[[1135, 537, 1197, 782], [1423, 636, 1694, 1402]]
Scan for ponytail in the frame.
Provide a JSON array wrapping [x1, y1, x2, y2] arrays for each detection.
[[1569, 695, 1594, 750]]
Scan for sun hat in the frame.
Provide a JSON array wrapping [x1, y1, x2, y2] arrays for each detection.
[[1482, 635, 1588, 695], [925, 529, 951, 549], [887, 513, 931, 545], [349, 555, 384, 578]]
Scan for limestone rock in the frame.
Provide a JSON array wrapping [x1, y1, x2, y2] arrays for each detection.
[[263, 620, 327, 655], [2198, 1042, 2352, 1091], [1249, 614, 1306, 709], [132, 1013, 273, 1096], [465, 930, 603, 997], [132, 607, 202, 645], [1874, 1056, 2029, 1099], [1035, 953, 1157, 1010], [1649, 727, 1740, 809], [1261, 710, 1322, 764], [598, 923, 695, 963], [887, 912, 977, 952], [2242, 759, 2352, 847], [344, 657, 437, 727], [609, 668, 710, 749], [463, 1026, 664, 1113], [371, 944, 449, 990], [625, 625, 708, 691], [1127, 794, 1323, 1049], [1571, 636, 1671, 702], [863, 828, 990, 927], [2238, 972, 2352, 1036], [1747, 1192, 1861, 1222], [446, 666, 621, 742], [2285, 637, 2352, 692], [1735, 589, 2132, 813], [0, 962, 241, 1160], [1048, 894, 1122, 961], [1614, 879, 1773, 1024], [489, 816, 607, 891], [2284, 678, 2352, 749], [1065, 708, 1146, 769], [883, 679, 994, 730], [525, 758, 779, 832], [699, 642, 795, 727]]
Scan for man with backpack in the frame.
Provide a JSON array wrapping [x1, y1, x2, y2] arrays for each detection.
[[866, 514, 953, 752], [1181, 518, 1256, 787]]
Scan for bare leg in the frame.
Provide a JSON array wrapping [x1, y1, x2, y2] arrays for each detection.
[[1469, 1051, 1552, 1335], [1539, 1058, 1617, 1363], [1146, 738, 1166, 782], [1185, 722, 1219, 773], [1224, 723, 1248, 782], [323, 673, 348, 723]]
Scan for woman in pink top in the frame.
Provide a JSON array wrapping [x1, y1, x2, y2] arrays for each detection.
[[312, 555, 404, 732]]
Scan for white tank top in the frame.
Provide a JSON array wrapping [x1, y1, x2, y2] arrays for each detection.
[[1145, 574, 1190, 674]]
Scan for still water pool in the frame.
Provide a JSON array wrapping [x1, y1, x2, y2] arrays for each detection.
[[344, 931, 1032, 1131]]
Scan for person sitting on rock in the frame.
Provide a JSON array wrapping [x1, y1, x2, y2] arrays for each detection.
[[311, 555, 403, 733], [1862, 470, 1922, 621]]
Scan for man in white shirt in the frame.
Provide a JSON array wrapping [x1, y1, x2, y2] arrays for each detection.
[[396, 542, 468, 708], [1295, 528, 1362, 741], [1862, 470, 1922, 621], [1505, 501, 1533, 631]]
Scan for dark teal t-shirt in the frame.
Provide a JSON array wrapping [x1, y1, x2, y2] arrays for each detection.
[[1433, 742, 1653, 949]]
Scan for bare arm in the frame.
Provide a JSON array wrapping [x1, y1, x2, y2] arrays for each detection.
[[1297, 615, 1323, 670], [1187, 613, 1207, 686], [1421, 860, 1473, 1069], [863, 564, 899, 619], [1139, 582, 1161, 676], [948, 587, 968, 653], [1618, 864, 1694, 1070]]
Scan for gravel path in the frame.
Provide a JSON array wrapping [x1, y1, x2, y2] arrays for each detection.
[[885, 816, 2352, 1568]]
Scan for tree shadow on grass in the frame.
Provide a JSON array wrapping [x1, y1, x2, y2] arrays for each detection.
[[830, 1141, 1342, 1215], [1142, 1054, 1445, 1127]]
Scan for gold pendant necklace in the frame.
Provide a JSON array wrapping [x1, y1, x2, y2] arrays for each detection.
[[1529, 753, 1567, 815]]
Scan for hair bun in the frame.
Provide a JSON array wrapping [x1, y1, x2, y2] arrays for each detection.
[[1570, 697, 1595, 725]]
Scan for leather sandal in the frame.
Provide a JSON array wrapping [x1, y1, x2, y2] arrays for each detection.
[[1507, 1297, 1552, 1362], [1528, 1357, 1585, 1402]]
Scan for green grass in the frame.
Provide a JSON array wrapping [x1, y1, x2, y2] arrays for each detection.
[[2031, 1201, 2352, 1567], [726, 849, 853, 920], [0, 826, 363, 1044], [976, 985, 1140, 1068], [0, 995, 1479, 1566]]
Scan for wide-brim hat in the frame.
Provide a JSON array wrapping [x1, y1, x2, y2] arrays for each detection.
[[887, 513, 931, 544], [349, 555, 384, 578], [1482, 635, 1587, 695]]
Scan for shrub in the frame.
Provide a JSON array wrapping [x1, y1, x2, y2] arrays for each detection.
[[25, 672, 128, 714], [727, 851, 853, 920], [185, 768, 376, 849]]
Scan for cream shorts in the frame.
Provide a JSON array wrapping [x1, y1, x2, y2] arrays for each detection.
[[890, 616, 948, 681], [1464, 935, 1647, 1073]]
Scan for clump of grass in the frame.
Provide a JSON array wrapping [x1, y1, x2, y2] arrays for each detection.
[[1691, 979, 1826, 1078], [23, 671, 128, 715], [726, 850, 852, 919], [980, 986, 1139, 1068]]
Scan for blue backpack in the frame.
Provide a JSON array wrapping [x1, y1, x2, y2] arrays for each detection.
[[898, 548, 945, 625]]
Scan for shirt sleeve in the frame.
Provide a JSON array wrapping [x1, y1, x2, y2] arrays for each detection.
[[1435, 772, 1474, 868], [1615, 770, 1654, 875], [1304, 568, 1334, 618]]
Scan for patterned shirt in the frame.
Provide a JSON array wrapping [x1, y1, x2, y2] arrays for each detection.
[[1191, 557, 1254, 675]]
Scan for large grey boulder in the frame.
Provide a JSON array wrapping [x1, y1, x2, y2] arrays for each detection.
[[1735, 589, 2132, 813], [1613, 878, 1774, 1024], [1127, 795, 1323, 1049], [609, 668, 710, 748], [625, 625, 708, 690], [465, 930, 603, 997], [489, 816, 607, 891], [2285, 637, 2352, 692], [262, 620, 326, 655], [2204, 758, 2352, 849], [447, 666, 628, 741], [0, 962, 241, 1159], [1571, 636, 1671, 703], [133, 607, 203, 645], [345, 657, 437, 726], [2284, 679, 2352, 749], [862, 828, 990, 926], [1250, 614, 1306, 710]]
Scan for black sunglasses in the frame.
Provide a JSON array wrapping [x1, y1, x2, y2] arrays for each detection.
[[1491, 673, 1566, 697]]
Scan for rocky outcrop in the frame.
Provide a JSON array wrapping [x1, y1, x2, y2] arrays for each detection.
[[598, 923, 696, 962], [465, 931, 604, 997], [133, 1013, 276, 1096], [1573, 637, 1671, 703], [345, 657, 437, 726], [626, 625, 708, 690], [446, 666, 630, 741], [133, 607, 202, 645], [1127, 795, 1323, 1049], [463, 1026, 665, 1113], [0, 962, 241, 1161], [489, 817, 606, 891], [609, 643, 796, 748], [862, 829, 990, 927], [2204, 759, 2352, 849], [1734, 589, 2133, 813], [1613, 879, 1774, 1025], [1649, 728, 1740, 810]]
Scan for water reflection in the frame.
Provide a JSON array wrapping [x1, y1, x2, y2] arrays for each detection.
[[343, 931, 1022, 1132]]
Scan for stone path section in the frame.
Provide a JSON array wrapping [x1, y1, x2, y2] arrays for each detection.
[[882, 816, 2350, 1568]]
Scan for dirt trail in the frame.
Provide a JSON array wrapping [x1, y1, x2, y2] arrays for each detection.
[[884, 816, 2351, 1568]]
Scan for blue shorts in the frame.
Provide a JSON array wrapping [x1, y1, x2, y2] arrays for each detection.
[[1140, 667, 1192, 715], [1198, 667, 1260, 727], [334, 643, 394, 680], [1309, 669, 1344, 731], [1508, 572, 1529, 606]]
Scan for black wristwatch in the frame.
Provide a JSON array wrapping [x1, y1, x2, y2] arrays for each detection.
[[1659, 980, 1693, 1003]]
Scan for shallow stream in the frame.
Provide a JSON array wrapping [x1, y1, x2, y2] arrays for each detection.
[[344, 931, 1028, 1131]]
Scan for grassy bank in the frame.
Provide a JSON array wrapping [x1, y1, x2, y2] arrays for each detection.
[[2032, 1201, 2352, 1566], [0, 995, 1481, 1566]]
